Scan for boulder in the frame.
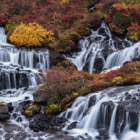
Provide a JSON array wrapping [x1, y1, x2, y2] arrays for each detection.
[[29, 114, 67, 132], [67, 122, 77, 130], [0, 102, 13, 120], [33, 92, 47, 105], [23, 104, 41, 118]]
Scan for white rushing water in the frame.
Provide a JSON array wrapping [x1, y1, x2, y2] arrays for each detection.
[[0, 23, 140, 140], [65, 22, 140, 73], [0, 27, 49, 70], [105, 41, 140, 68], [0, 27, 54, 139], [60, 85, 140, 140]]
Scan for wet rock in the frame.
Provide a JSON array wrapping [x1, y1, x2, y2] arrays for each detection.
[[132, 58, 140, 62], [0, 102, 13, 120], [0, 114, 10, 120], [125, 100, 140, 131], [33, 92, 47, 105], [96, 128, 110, 140], [99, 128, 109, 137], [94, 58, 104, 73], [67, 122, 77, 129], [88, 95, 96, 108], [97, 101, 115, 128], [23, 104, 41, 117], [29, 114, 67, 132]]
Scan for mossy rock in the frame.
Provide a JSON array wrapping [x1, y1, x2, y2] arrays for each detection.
[[44, 103, 61, 115], [23, 104, 41, 117]]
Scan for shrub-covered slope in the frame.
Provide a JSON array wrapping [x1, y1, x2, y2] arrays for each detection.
[[0, 0, 139, 51], [31, 61, 140, 115]]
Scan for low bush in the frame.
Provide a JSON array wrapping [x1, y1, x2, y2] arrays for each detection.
[[10, 22, 54, 47], [36, 66, 85, 105]]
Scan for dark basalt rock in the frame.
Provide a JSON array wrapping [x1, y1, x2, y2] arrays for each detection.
[[97, 93, 140, 134], [97, 101, 115, 129], [94, 58, 104, 73], [96, 128, 110, 140], [29, 114, 67, 132], [0, 71, 31, 90], [132, 58, 140, 62], [67, 121, 77, 130], [88, 95, 96, 108]]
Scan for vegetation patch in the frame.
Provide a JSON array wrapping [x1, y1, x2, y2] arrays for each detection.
[[0, 0, 139, 50], [34, 61, 140, 115], [9, 22, 54, 47]]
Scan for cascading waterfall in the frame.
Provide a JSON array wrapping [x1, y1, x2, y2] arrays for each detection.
[[60, 85, 140, 140], [65, 22, 140, 73], [0, 22, 140, 140], [104, 41, 140, 69], [0, 47, 49, 70], [0, 27, 53, 139]]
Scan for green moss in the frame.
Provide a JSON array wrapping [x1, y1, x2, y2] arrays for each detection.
[[44, 103, 61, 115], [5, 22, 17, 33]]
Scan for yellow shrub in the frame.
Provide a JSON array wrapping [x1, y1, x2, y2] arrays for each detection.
[[10, 22, 54, 47], [59, 0, 69, 5], [112, 76, 123, 85]]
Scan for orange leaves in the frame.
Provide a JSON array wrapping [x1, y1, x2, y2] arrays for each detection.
[[112, 3, 128, 12], [59, 0, 69, 5], [36, 66, 85, 102], [10, 22, 54, 47]]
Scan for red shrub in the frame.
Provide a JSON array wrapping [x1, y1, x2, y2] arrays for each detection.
[[97, 70, 123, 80], [0, 13, 9, 25], [37, 66, 85, 102]]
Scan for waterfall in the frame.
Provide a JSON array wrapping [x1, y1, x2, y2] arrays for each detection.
[[109, 104, 118, 134], [104, 42, 140, 69], [65, 22, 139, 73], [0, 27, 14, 47], [0, 27, 53, 139], [60, 85, 140, 140]]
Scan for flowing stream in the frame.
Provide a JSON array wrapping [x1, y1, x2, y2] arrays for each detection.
[[61, 22, 140, 139], [66, 22, 140, 73], [0, 27, 53, 140], [60, 85, 140, 140], [0, 23, 140, 140]]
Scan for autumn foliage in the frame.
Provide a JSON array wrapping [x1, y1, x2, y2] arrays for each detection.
[[0, 0, 139, 49], [35, 61, 140, 114], [10, 23, 54, 47], [35, 66, 85, 104], [127, 23, 140, 41]]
